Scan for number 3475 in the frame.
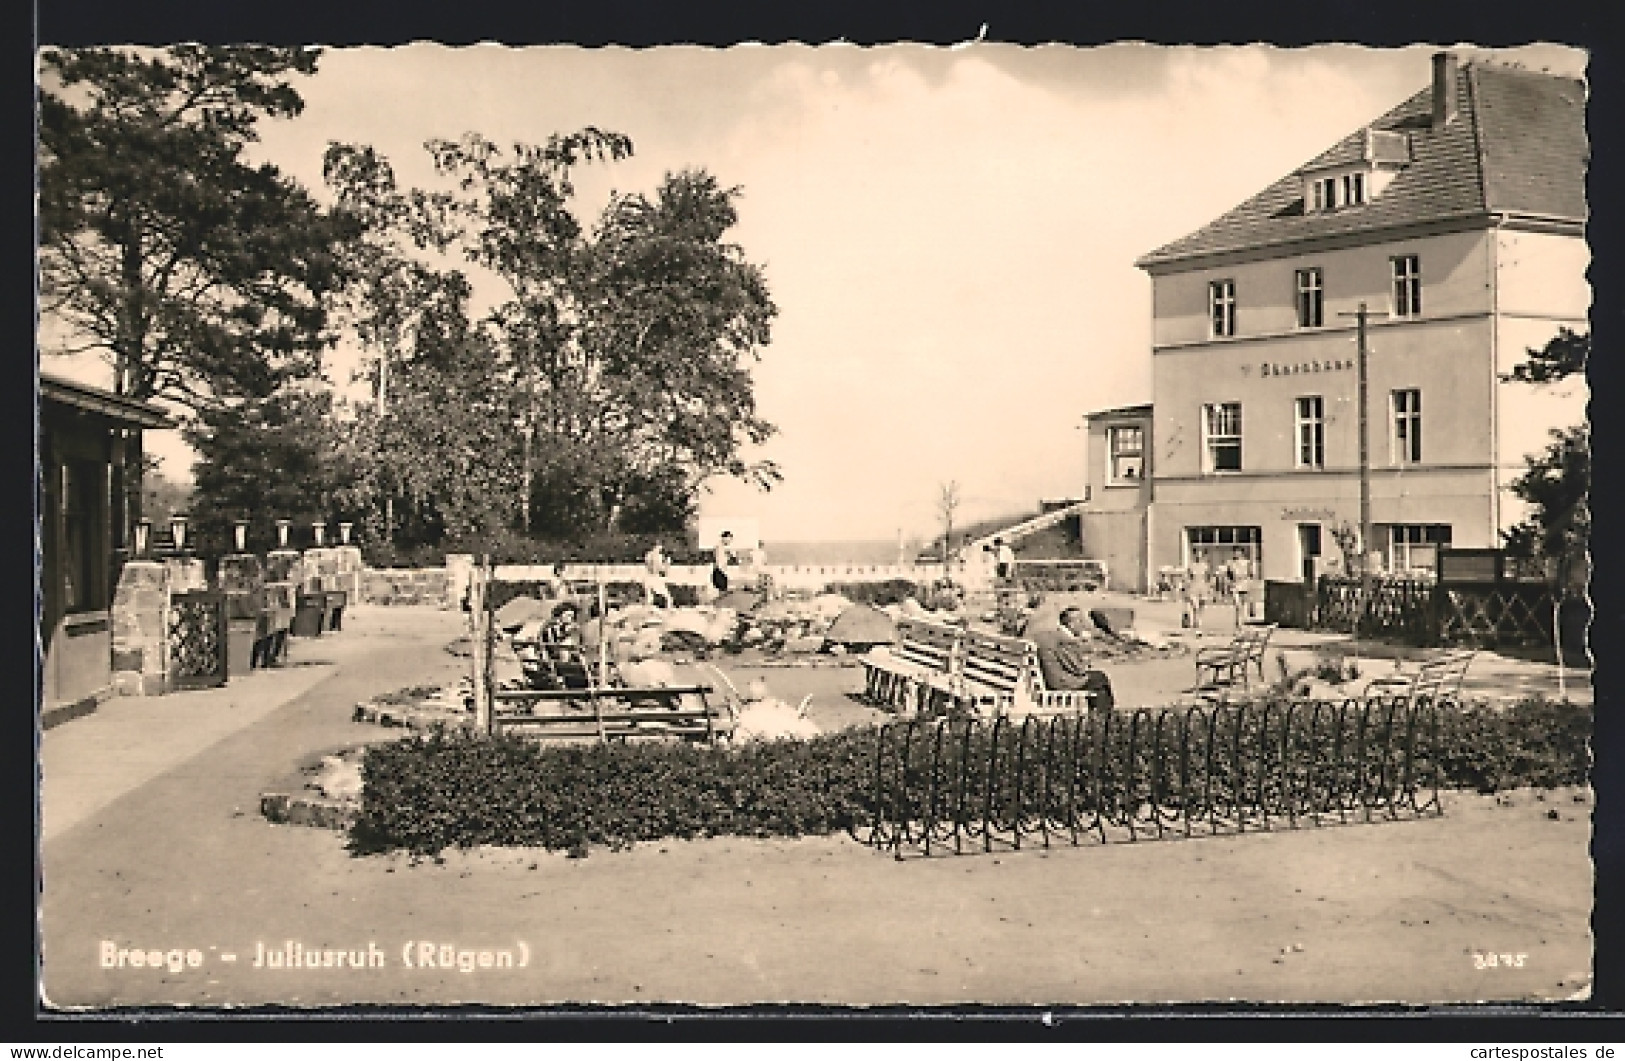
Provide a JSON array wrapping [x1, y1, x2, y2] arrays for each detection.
[[1473, 952, 1528, 969]]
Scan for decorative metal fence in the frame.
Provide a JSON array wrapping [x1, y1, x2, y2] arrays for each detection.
[[1314, 576, 1438, 642], [167, 589, 229, 689], [851, 699, 1443, 859]]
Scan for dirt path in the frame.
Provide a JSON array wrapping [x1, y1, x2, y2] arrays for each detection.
[[41, 605, 1593, 1009]]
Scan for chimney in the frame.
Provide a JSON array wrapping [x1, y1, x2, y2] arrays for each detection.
[[1432, 52, 1458, 129]]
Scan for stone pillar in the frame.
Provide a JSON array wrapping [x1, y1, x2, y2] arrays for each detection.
[[111, 560, 170, 696], [444, 554, 474, 611], [264, 549, 302, 585], [218, 554, 265, 677], [304, 547, 340, 593], [164, 555, 209, 594], [335, 546, 364, 604]]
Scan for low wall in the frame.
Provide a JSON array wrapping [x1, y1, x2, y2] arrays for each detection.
[[360, 568, 453, 607], [359, 559, 1001, 605]]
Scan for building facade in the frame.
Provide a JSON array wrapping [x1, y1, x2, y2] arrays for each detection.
[[40, 374, 173, 726], [1086, 54, 1587, 589], [1079, 404, 1153, 592]]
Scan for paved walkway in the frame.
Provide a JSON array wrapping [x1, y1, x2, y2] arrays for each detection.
[[39, 605, 466, 844]]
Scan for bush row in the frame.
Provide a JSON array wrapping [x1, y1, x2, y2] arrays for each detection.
[[349, 696, 1590, 856], [351, 728, 878, 856]]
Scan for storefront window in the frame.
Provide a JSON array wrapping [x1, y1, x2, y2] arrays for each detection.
[[1384, 524, 1451, 574], [1185, 526, 1262, 573]]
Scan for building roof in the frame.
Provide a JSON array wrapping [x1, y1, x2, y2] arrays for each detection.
[[40, 373, 176, 429], [1136, 61, 1586, 272], [1084, 402, 1153, 420]]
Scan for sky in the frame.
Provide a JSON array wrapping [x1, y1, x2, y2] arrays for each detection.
[[40, 41, 1586, 543]]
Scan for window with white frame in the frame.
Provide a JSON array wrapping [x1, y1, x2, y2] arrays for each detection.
[[1384, 524, 1451, 574], [1186, 526, 1262, 571], [1311, 177, 1337, 212], [1295, 267, 1324, 328], [1391, 254, 1421, 317], [1209, 279, 1236, 338], [1392, 388, 1422, 464], [1107, 425, 1145, 484], [1342, 171, 1366, 206], [1295, 395, 1325, 469], [1202, 402, 1242, 473]]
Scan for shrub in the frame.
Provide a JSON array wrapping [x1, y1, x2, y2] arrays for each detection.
[[348, 696, 1589, 857], [351, 727, 880, 856], [826, 579, 918, 607], [1424, 696, 1592, 793]]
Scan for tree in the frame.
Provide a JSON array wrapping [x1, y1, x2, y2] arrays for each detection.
[[186, 385, 356, 554], [1501, 330, 1589, 566], [39, 46, 347, 409], [1501, 329, 1590, 683], [422, 135, 779, 538]]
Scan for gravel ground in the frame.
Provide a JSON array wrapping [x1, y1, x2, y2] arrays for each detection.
[[40, 605, 1594, 1009]]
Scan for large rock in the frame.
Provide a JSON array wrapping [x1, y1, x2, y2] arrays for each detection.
[[809, 593, 852, 619], [825, 603, 898, 647], [494, 595, 549, 630], [732, 698, 821, 742], [715, 589, 760, 612]]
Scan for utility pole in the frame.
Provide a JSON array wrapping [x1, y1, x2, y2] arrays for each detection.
[[1338, 301, 1386, 635]]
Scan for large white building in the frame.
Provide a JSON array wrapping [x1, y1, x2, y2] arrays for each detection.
[[1082, 54, 1588, 591]]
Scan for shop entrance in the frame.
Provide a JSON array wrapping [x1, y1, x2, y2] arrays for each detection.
[[1297, 523, 1322, 583]]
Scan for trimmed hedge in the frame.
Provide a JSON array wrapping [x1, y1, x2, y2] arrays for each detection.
[[348, 697, 1590, 856], [351, 728, 878, 856]]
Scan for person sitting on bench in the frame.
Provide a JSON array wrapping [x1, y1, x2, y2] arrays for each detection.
[[1029, 606, 1116, 710]]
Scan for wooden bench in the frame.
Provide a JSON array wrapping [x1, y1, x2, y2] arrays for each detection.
[[491, 685, 731, 742], [1363, 649, 1477, 704], [862, 618, 962, 711], [1193, 622, 1277, 692], [955, 629, 1093, 716], [513, 627, 597, 690]]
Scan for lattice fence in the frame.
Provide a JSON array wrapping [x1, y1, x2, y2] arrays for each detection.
[[168, 590, 228, 689], [1438, 583, 1556, 647]]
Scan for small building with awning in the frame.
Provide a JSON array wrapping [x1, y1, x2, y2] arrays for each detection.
[[39, 373, 174, 727]]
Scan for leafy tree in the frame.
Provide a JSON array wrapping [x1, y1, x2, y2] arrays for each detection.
[[424, 135, 779, 537], [1501, 330, 1590, 568], [38, 45, 347, 408], [1500, 329, 1590, 679], [1501, 326, 1587, 385]]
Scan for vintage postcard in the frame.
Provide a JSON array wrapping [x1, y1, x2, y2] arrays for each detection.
[[36, 39, 1593, 1012]]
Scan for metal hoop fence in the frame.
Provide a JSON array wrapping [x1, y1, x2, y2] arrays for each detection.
[[850, 697, 1444, 859]]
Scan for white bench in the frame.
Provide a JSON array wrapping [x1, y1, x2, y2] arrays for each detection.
[[862, 618, 963, 714], [956, 629, 1094, 716]]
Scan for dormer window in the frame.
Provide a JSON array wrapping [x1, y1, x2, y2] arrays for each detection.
[[1302, 126, 1408, 214]]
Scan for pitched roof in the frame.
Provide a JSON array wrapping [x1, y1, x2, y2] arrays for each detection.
[[1137, 61, 1586, 271], [40, 373, 175, 429], [1084, 402, 1153, 420]]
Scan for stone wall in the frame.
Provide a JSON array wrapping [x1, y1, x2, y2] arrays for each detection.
[[360, 568, 453, 607]]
